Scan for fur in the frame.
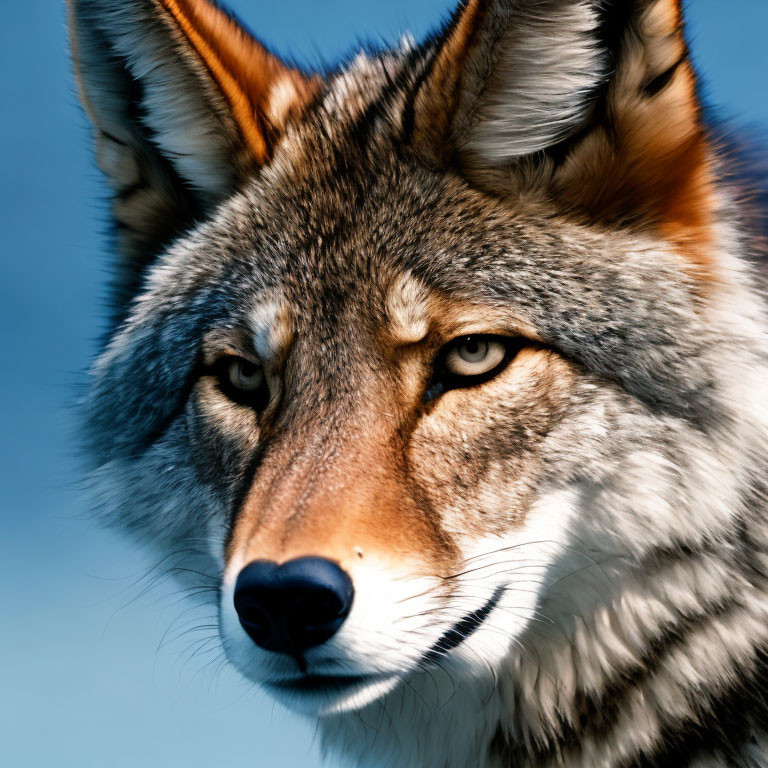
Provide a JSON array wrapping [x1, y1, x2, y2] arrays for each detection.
[[69, 1, 768, 766]]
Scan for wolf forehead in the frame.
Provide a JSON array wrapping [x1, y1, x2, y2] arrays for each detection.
[[201, 148, 703, 317], [170, 149, 679, 321], [101, 152, 711, 435], [238, 273, 433, 359]]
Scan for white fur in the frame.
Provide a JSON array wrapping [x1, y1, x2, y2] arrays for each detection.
[[217, 487, 579, 767], [248, 296, 291, 361], [464, 1, 604, 165], [385, 273, 430, 344]]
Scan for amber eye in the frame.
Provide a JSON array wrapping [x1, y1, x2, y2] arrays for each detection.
[[227, 358, 265, 392], [444, 337, 507, 377], [427, 335, 518, 401], [213, 356, 270, 409]]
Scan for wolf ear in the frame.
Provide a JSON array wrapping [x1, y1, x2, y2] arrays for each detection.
[[412, 0, 605, 165], [68, 0, 319, 302], [413, 0, 713, 274]]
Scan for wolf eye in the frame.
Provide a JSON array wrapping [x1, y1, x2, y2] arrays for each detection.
[[445, 337, 507, 377], [227, 358, 264, 391], [427, 335, 516, 400], [213, 356, 269, 409]]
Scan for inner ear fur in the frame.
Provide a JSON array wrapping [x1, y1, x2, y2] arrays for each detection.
[[413, 0, 716, 277], [153, 0, 319, 169], [555, 0, 715, 276], [68, 0, 320, 316]]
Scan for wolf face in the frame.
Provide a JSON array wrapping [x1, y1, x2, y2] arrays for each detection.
[[70, 1, 768, 765]]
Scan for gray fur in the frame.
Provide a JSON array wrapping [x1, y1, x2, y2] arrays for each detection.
[[70, 1, 768, 766]]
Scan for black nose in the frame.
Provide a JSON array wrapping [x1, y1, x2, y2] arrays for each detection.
[[233, 557, 354, 653]]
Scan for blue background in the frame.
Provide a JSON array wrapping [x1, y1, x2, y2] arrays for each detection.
[[1, 1, 766, 766]]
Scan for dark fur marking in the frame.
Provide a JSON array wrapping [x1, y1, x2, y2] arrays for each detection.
[[98, 128, 129, 148], [623, 648, 768, 768], [398, 1, 467, 150], [643, 54, 687, 98], [497, 592, 748, 767], [224, 442, 267, 552], [399, 45, 439, 148], [115, 180, 147, 202], [347, 46, 427, 152], [421, 585, 504, 666]]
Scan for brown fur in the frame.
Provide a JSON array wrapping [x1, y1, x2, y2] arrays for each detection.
[[556, 5, 717, 279], [156, 0, 319, 166], [228, 398, 458, 574], [418, 0, 717, 280], [70, 1, 768, 764], [412, 0, 488, 163]]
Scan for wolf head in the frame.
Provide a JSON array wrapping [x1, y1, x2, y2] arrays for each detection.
[[71, 0, 768, 735]]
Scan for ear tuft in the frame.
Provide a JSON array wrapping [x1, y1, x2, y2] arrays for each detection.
[[154, 0, 318, 171], [411, 0, 716, 277], [459, 1, 604, 166], [68, 0, 320, 312], [413, 0, 606, 166], [555, 0, 715, 276]]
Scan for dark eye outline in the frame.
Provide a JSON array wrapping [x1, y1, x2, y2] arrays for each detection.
[[211, 356, 271, 410], [426, 335, 522, 401]]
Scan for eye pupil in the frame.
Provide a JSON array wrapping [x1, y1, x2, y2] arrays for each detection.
[[226, 358, 265, 393], [440, 335, 512, 384], [459, 338, 487, 362]]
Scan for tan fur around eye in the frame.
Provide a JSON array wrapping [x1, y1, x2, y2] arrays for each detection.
[[385, 273, 431, 344]]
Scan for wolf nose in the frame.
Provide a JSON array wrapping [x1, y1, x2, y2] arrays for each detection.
[[233, 557, 354, 653]]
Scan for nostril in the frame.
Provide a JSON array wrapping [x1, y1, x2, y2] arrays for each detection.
[[234, 605, 271, 646], [233, 557, 354, 654]]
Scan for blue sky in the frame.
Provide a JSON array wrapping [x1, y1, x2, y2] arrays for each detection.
[[1, 1, 766, 766]]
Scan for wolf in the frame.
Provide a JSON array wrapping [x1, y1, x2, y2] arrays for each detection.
[[68, 0, 768, 765]]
